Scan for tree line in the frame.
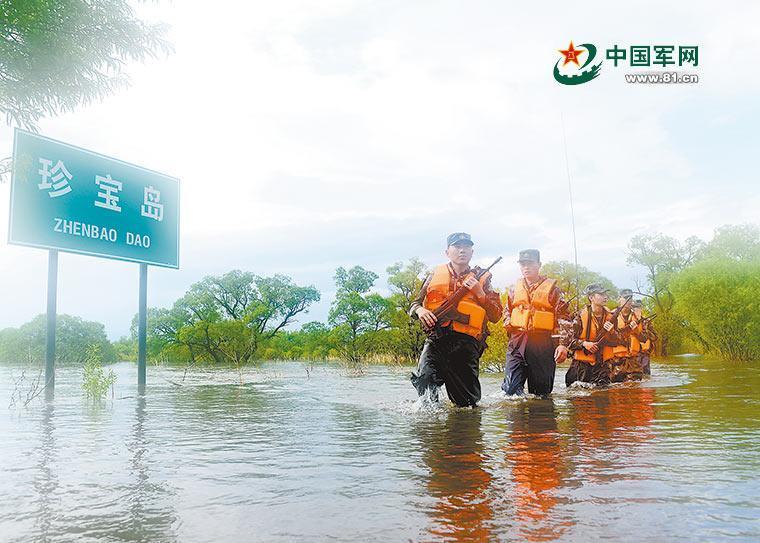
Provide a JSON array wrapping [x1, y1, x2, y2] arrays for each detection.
[[1, 224, 758, 368]]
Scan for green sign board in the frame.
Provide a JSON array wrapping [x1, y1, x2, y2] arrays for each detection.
[[8, 129, 179, 268]]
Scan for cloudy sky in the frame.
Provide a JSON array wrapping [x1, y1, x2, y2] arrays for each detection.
[[1, 0, 758, 339]]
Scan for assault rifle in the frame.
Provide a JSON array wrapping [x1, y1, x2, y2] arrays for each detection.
[[423, 256, 502, 333], [638, 313, 657, 331], [556, 293, 578, 317], [592, 295, 633, 348], [577, 295, 633, 362]]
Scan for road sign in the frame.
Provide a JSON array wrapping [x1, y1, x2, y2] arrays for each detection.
[[8, 129, 180, 268]]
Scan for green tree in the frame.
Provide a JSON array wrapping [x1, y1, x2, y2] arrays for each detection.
[[299, 321, 335, 359], [140, 271, 320, 365], [113, 335, 136, 361], [698, 224, 760, 263], [82, 344, 116, 399], [385, 258, 428, 363], [480, 289, 508, 373], [0, 313, 116, 365], [329, 266, 392, 367], [541, 260, 619, 309], [627, 233, 704, 354], [257, 321, 337, 361], [670, 259, 760, 361], [0, 0, 171, 129], [0, 326, 30, 363]]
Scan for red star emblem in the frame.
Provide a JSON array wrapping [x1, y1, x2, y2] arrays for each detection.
[[558, 41, 585, 67]]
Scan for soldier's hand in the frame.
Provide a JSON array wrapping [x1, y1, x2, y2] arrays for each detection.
[[583, 341, 599, 353], [629, 320, 638, 330], [603, 321, 614, 332], [463, 276, 486, 299], [416, 307, 437, 329], [554, 345, 569, 363]]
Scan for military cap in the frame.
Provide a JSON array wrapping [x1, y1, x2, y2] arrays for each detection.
[[631, 299, 644, 308], [619, 288, 634, 297], [447, 232, 474, 246], [585, 283, 609, 296], [518, 249, 540, 263]]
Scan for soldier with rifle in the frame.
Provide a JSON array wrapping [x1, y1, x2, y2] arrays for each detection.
[[409, 232, 503, 407], [633, 301, 657, 376], [610, 289, 640, 382], [565, 284, 628, 386], [501, 249, 571, 397]]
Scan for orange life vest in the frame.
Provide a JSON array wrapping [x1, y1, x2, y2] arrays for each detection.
[[614, 311, 641, 357], [574, 306, 615, 364], [423, 264, 488, 340], [509, 277, 557, 332]]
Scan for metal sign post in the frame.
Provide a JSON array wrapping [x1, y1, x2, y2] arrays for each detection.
[[45, 249, 58, 393], [138, 263, 148, 389], [8, 129, 180, 391]]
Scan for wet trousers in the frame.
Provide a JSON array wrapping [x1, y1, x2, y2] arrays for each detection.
[[565, 358, 611, 387], [610, 356, 645, 382], [411, 332, 483, 407], [501, 331, 556, 397], [640, 353, 652, 375]]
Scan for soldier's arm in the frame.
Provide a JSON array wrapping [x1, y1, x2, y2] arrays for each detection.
[[557, 317, 574, 347], [502, 287, 515, 327], [568, 314, 585, 351], [604, 318, 624, 346], [550, 284, 572, 321], [408, 274, 432, 319], [481, 276, 503, 323]]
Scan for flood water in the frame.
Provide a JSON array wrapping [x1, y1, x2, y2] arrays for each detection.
[[1, 357, 759, 542]]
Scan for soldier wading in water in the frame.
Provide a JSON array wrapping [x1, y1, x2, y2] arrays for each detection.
[[410, 233, 502, 407], [609, 294, 656, 381], [565, 284, 620, 386], [501, 249, 570, 397]]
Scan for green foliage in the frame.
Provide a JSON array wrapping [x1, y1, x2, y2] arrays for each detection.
[[0, 314, 116, 365], [384, 259, 428, 363], [113, 336, 136, 361], [626, 226, 760, 357], [329, 266, 392, 368], [697, 224, 760, 263], [480, 290, 508, 373], [541, 260, 619, 308], [81, 344, 116, 400], [628, 233, 704, 290], [0, 326, 27, 363], [257, 321, 338, 360], [138, 271, 320, 366], [0, 0, 171, 129], [627, 233, 704, 354], [670, 260, 760, 361]]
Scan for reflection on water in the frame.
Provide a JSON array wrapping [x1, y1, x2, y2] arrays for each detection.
[[34, 399, 57, 542], [124, 394, 178, 542], [1, 358, 759, 542], [506, 400, 569, 542], [569, 387, 657, 483], [418, 409, 493, 542]]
